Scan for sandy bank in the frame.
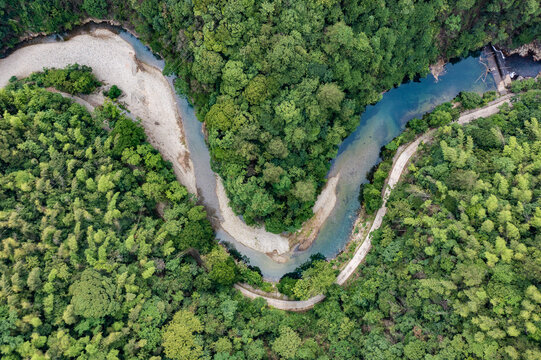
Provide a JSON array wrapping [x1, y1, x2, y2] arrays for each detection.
[[0, 28, 197, 195], [289, 175, 340, 251], [0, 27, 342, 260], [216, 177, 290, 256], [216, 173, 340, 256]]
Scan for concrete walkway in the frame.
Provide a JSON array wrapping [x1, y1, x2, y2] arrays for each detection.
[[234, 284, 325, 312], [27, 82, 515, 312], [237, 94, 514, 311]]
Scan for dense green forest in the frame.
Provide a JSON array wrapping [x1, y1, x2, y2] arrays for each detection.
[[2, 65, 540, 358], [1, 0, 540, 232], [351, 89, 541, 360]]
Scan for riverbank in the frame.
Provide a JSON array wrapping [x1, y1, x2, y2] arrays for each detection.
[[289, 175, 340, 251], [237, 92, 515, 311], [0, 28, 197, 196], [3, 23, 537, 278], [216, 177, 291, 258], [0, 26, 342, 261]]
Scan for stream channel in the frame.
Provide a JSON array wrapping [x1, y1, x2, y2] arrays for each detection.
[[6, 24, 540, 280]]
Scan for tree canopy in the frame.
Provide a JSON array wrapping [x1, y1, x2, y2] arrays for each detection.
[[1, 0, 539, 232]]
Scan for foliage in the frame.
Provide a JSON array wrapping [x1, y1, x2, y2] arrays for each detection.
[[458, 91, 483, 109], [0, 81, 225, 358], [278, 253, 326, 297], [82, 0, 108, 19], [1, 0, 538, 232], [108, 111, 146, 156], [25, 64, 101, 94], [69, 269, 119, 319], [161, 310, 203, 360], [0, 3, 540, 358], [272, 326, 302, 359], [511, 77, 541, 93], [348, 90, 541, 359], [205, 247, 238, 286], [103, 85, 122, 99], [292, 261, 336, 300]]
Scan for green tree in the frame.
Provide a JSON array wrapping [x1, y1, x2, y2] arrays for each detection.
[[221, 61, 248, 97], [192, 48, 224, 85], [69, 269, 118, 319], [317, 83, 345, 111], [110, 116, 146, 156], [162, 310, 203, 360], [82, 0, 108, 18], [27, 267, 42, 292], [293, 261, 335, 300], [292, 180, 316, 203], [272, 327, 302, 359], [205, 247, 238, 286]]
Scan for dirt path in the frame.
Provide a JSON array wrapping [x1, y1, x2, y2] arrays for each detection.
[[456, 94, 512, 124], [234, 284, 325, 311], [238, 94, 514, 311]]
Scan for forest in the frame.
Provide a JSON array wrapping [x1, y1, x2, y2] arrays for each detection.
[[1, 0, 540, 232], [1, 1, 541, 359], [1, 63, 540, 358]]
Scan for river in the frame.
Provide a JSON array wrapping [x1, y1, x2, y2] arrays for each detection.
[[3, 25, 540, 280], [167, 48, 497, 279], [220, 55, 498, 279]]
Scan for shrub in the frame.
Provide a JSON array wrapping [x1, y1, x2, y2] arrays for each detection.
[[82, 0, 108, 18], [28, 64, 101, 94], [407, 117, 429, 134], [458, 91, 483, 109], [110, 116, 146, 156], [104, 84, 122, 99], [363, 183, 383, 214]]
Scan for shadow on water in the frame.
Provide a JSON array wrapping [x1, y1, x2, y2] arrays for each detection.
[[8, 23, 540, 280], [505, 54, 541, 78]]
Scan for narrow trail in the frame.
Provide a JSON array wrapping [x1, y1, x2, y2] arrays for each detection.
[[43, 88, 514, 312], [1, 32, 513, 310], [238, 94, 513, 311]]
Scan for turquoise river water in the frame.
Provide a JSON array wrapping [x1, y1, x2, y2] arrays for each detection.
[[21, 25, 539, 280], [119, 30, 502, 280]]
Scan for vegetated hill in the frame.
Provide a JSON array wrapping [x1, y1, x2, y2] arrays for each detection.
[[1, 1, 539, 232]]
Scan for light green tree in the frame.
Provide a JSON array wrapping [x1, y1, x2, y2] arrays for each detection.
[[162, 310, 203, 360], [272, 327, 302, 359], [69, 269, 118, 319]]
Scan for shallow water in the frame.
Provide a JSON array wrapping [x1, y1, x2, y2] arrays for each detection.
[[121, 32, 500, 280], [10, 25, 539, 280]]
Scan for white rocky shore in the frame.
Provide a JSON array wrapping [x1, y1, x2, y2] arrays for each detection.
[[0, 28, 197, 195], [0, 28, 339, 259]]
